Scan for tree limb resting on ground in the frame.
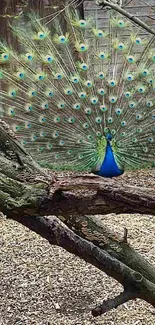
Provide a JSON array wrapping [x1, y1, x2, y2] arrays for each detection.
[[7, 214, 155, 316]]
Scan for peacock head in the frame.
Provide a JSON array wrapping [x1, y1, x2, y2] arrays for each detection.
[[106, 133, 112, 141]]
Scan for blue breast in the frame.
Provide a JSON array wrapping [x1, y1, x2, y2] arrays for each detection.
[[98, 142, 124, 178]]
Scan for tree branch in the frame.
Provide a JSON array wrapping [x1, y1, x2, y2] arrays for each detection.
[[96, 0, 155, 36], [8, 214, 155, 315], [92, 290, 137, 317]]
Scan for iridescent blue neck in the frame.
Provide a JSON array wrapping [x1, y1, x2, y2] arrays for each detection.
[[98, 137, 124, 178]]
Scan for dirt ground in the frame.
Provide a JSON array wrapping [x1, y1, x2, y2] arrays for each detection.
[[0, 209, 155, 325]]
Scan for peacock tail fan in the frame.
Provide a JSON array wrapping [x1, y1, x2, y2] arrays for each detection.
[[0, 6, 155, 176]]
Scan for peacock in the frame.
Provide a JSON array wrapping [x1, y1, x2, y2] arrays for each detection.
[[0, 3, 155, 178]]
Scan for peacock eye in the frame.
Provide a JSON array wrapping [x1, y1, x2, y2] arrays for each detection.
[[73, 103, 81, 110], [78, 20, 87, 28], [85, 80, 92, 88], [59, 35, 66, 43], [78, 154, 83, 160], [85, 107, 91, 115], [136, 114, 142, 120], [124, 91, 131, 98], [46, 89, 54, 97], [121, 120, 127, 127], [55, 73, 63, 80], [81, 64, 88, 71], [79, 43, 87, 52], [83, 122, 89, 129], [148, 137, 154, 143], [100, 105, 107, 112], [9, 108, 15, 116], [54, 116, 60, 123], [68, 117, 76, 123], [47, 56, 53, 62], [78, 92, 86, 99], [138, 86, 145, 93], [118, 20, 125, 27], [36, 73, 45, 81], [115, 108, 122, 115], [53, 131, 59, 138], [118, 43, 125, 50], [41, 102, 49, 109], [95, 117, 102, 124], [135, 37, 142, 44], [38, 31, 45, 39], [99, 52, 106, 59], [107, 117, 113, 124], [98, 88, 105, 95], [127, 75, 133, 81], [147, 78, 153, 84], [127, 56, 135, 63], [65, 88, 73, 95], [1, 53, 9, 61], [109, 80, 116, 87], [25, 104, 33, 112], [136, 128, 142, 133], [59, 140, 65, 146], [142, 69, 149, 76], [98, 72, 105, 79], [109, 130, 114, 136], [152, 55, 155, 61], [67, 149, 73, 155], [96, 29, 105, 37], [9, 90, 16, 97], [90, 97, 98, 104], [109, 96, 117, 103], [129, 101, 136, 109], [72, 76, 79, 83], [87, 135, 93, 140], [32, 135, 37, 141], [146, 101, 153, 107], [143, 147, 148, 153], [58, 102, 65, 109]]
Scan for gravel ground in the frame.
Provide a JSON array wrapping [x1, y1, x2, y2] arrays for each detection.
[[1, 211, 155, 325]]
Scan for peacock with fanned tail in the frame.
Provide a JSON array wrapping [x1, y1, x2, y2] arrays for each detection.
[[0, 5, 155, 178]]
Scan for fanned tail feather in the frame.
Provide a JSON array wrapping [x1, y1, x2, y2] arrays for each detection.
[[0, 6, 155, 174]]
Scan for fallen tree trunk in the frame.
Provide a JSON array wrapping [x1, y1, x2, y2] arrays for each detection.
[[1, 173, 155, 217]]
